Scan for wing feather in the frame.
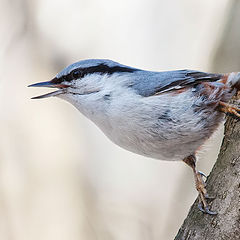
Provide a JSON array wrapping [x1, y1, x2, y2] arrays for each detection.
[[131, 70, 223, 97]]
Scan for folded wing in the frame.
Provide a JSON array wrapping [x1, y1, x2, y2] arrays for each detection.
[[131, 70, 223, 97]]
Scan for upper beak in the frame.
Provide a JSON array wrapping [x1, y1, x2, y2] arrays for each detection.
[[28, 79, 69, 99]]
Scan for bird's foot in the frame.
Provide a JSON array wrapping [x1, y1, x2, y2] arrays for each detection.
[[195, 171, 217, 215], [219, 101, 240, 118], [183, 155, 217, 215]]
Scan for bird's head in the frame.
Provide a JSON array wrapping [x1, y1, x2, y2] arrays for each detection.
[[29, 59, 137, 100]]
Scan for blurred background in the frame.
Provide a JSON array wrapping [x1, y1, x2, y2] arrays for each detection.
[[1, 0, 240, 239]]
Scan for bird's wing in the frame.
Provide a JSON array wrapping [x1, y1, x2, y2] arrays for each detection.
[[131, 70, 223, 97]]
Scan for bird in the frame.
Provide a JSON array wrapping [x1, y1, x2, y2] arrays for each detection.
[[29, 59, 240, 215]]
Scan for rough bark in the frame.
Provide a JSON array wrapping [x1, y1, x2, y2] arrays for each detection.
[[175, 95, 240, 240]]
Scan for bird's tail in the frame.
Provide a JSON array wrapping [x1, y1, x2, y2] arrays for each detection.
[[226, 72, 240, 90]]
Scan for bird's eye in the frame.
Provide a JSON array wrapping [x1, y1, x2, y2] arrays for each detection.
[[72, 70, 80, 79]]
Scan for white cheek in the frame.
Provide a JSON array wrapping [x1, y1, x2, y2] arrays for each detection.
[[74, 74, 107, 90]]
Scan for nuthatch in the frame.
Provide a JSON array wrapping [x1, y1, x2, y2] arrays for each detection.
[[29, 59, 240, 215]]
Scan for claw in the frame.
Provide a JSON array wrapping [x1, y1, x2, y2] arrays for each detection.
[[198, 202, 205, 212], [198, 171, 207, 179], [205, 207, 217, 215], [198, 203, 217, 215]]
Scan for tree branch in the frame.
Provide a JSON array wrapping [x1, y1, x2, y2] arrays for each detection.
[[175, 95, 240, 240]]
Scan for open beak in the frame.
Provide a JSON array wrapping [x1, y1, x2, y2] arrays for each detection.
[[28, 79, 69, 99]]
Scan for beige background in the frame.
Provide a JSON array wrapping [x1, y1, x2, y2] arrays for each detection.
[[0, 0, 237, 239]]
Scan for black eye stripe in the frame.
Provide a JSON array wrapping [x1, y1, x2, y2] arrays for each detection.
[[52, 63, 137, 84]]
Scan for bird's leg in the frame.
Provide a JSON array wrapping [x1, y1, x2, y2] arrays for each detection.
[[183, 155, 217, 215], [219, 101, 240, 118]]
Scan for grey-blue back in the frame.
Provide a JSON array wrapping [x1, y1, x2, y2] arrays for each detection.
[[129, 69, 222, 97]]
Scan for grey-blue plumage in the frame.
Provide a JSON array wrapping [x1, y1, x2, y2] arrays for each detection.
[[129, 69, 222, 97]]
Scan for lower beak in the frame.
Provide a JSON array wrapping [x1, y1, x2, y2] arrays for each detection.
[[28, 80, 69, 99]]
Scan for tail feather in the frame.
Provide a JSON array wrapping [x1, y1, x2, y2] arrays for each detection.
[[226, 72, 240, 90]]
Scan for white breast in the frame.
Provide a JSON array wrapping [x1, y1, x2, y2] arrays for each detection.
[[96, 88, 223, 161], [62, 82, 223, 162]]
